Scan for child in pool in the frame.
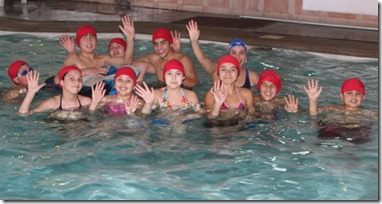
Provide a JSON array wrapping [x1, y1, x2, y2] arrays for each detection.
[[135, 59, 201, 122], [304, 78, 377, 143], [204, 55, 255, 123], [89, 66, 143, 116], [253, 69, 299, 120], [18, 65, 105, 121], [186, 20, 259, 89], [2, 60, 35, 102]]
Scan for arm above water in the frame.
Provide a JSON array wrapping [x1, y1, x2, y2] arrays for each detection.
[[304, 79, 322, 116], [18, 70, 47, 115]]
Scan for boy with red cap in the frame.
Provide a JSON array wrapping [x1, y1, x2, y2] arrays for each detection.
[[18, 67, 105, 120], [186, 20, 259, 90], [132, 27, 199, 89], [2, 60, 35, 102], [53, 16, 135, 92], [253, 69, 299, 119], [304, 78, 376, 117]]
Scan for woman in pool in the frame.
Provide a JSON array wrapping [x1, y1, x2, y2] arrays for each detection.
[[204, 55, 255, 125], [2, 60, 35, 102], [18, 65, 105, 120], [253, 69, 299, 120], [186, 20, 259, 89], [89, 66, 142, 116], [135, 58, 201, 118]]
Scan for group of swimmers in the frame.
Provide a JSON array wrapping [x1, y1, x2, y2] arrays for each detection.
[[2, 16, 377, 142]]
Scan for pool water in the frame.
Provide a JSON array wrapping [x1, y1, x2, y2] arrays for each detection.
[[0, 33, 378, 200]]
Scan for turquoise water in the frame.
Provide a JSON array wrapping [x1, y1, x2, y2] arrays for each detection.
[[0, 33, 378, 200]]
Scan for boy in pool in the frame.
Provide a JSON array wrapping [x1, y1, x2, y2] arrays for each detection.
[[2, 60, 35, 102], [132, 27, 199, 89], [253, 69, 299, 120], [18, 65, 105, 121], [304, 78, 377, 143], [186, 19, 259, 90]]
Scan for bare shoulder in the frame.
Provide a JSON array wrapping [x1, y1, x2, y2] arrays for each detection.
[[78, 95, 92, 105], [239, 87, 253, 96]]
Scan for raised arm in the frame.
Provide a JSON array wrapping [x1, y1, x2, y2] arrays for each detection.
[[284, 94, 299, 113], [186, 20, 217, 76], [135, 82, 156, 114], [171, 30, 181, 53], [179, 56, 199, 88], [204, 80, 227, 118], [303, 79, 322, 116], [18, 70, 46, 114], [59, 34, 75, 54]]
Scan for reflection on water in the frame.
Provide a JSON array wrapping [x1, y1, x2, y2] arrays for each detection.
[[0, 34, 378, 200]]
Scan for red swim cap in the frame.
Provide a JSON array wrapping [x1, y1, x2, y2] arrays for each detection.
[[114, 66, 137, 85], [108, 38, 127, 50], [257, 69, 282, 94], [8, 60, 27, 81], [163, 59, 185, 80], [341, 77, 365, 95], [58, 65, 82, 88], [152, 28, 173, 44], [216, 55, 241, 77], [76, 25, 97, 46]]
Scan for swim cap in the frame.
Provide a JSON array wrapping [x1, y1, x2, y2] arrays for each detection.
[[76, 25, 97, 46], [8, 60, 27, 81], [152, 28, 173, 44], [216, 55, 241, 77], [163, 59, 185, 80], [257, 69, 282, 94], [114, 66, 137, 85], [58, 65, 82, 88], [228, 38, 248, 53], [341, 77, 365, 95], [108, 38, 127, 50]]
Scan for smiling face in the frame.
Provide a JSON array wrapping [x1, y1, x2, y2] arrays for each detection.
[[228, 46, 247, 67], [114, 75, 135, 97], [79, 33, 97, 53], [60, 70, 83, 94], [109, 43, 125, 57], [13, 63, 32, 85], [218, 62, 239, 83], [153, 38, 171, 58], [164, 69, 184, 88], [340, 90, 365, 110], [259, 81, 278, 101]]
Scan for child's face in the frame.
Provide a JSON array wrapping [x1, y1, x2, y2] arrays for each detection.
[[153, 39, 171, 58], [115, 75, 135, 96], [79, 33, 97, 52], [109, 43, 124, 57], [164, 69, 184, 88], [219, 63, 238, 82], [340, 90, 365, 109], [14, 64, 33, 85], [260, 81, 277, 101], [61, 70, 83, 94]]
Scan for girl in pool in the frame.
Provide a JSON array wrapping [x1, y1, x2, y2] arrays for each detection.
[[89, 66, 142, 116], [18, 65, 105, 120], [135, 58, 201, 121], [2, 60, 35, 102], [204, 55, 255, 125], [253, 69, 299, 120], [186, 20, 259, 89]]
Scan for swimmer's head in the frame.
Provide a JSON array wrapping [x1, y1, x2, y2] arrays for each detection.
[[257, 69, 282, 94], [108, 38, 127, 50], [341, 77, 365, 95], [58, 65, 82, 88], [217, 55, 241, 77], [163, 59, 185, 80], [152, 28, 173, 44], [8, 60, 27, 82], [76, 25, 97, 46], [228, 38, 248, 53], [114, 67, 137, 85]]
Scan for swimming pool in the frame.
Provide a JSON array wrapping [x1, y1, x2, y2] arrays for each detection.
[[0, 33, 378, 200]]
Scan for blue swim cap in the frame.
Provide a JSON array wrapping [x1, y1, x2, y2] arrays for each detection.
[[228, 38, 248, 53]]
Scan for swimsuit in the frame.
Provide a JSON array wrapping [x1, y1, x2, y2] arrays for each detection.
[[221, 87, 245, 110], [57, 94, 83, 111], [104, 95, 132, 115], [159, 88, 193, 110], [241, 68, 251, 89]]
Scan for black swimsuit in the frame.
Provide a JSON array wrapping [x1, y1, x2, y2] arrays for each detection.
[[57, 94, 83, 111]]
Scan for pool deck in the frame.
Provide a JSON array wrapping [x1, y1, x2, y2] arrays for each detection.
[[0, 0, 378, 58]]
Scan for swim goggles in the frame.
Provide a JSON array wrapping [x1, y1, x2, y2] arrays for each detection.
[[17, 67, 33, 78]]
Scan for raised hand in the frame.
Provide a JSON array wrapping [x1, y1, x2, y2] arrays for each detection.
[[125, 95, 140, 115], [91, 81, 106, 105], [59, 34, 75, 53], [171, 30, 181, 52], [135, 81, 155, 105], [26, 70, 46, 94], [210, 80, 227, 106], [303, 79, 322, 100], [119, 16, 135, 41], [284, 94, 298, 113], [186, 19, 200, 42]]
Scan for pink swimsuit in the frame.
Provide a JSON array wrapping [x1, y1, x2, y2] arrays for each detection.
[[221, 87, 246, 110]]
